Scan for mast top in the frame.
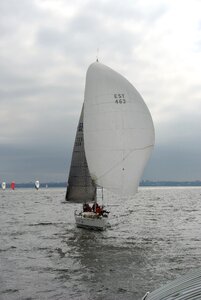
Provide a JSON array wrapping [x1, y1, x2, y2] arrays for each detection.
[[96, 48, 99, 62]]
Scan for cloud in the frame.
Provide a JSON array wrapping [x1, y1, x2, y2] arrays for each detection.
[[0, 0, 201, 183], [144, 142, 201, 181]]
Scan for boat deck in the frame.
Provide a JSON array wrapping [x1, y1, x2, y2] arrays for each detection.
[[143, 268, 201, 300]]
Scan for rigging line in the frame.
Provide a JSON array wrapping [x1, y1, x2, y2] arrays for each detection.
[[96, 144, 154, 181]]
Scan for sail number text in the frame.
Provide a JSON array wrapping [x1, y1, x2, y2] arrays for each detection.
[[114, 94, 126, 104]]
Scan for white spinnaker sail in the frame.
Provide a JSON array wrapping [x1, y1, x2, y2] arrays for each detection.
[[84, 62, 154, 196]]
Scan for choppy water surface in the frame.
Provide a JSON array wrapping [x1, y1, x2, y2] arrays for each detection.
[[1, 187, 201, 300]]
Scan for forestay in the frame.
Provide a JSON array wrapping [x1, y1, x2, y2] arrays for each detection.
[[84, 62, 154, 196]]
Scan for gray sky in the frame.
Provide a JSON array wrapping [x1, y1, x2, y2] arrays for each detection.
[[1, 0, 201, 183]]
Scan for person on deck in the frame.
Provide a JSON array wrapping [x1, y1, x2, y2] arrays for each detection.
[[92, 202, 96, 212], [83, 203, 91, 212], [96, 205, 103, 215]]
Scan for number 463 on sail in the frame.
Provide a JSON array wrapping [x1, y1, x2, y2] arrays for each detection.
[[114, 93, 126, 104]]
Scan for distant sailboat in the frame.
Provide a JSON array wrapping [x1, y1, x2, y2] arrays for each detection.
[[1, 182, 6, 190], [35, 180, 40, 190], [66, 61, 155, 230], [10, 181, 15, 190]]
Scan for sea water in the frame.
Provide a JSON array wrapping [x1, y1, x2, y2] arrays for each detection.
[[0, 187, 201, 300]]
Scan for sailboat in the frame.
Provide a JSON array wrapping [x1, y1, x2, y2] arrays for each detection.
[[66, 61, 155, 230], [10, 181, 15, 190], [1, 182, 6, 190], [35, 180, 40, 190]]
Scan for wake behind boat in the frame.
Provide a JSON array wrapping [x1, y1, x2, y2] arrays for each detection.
[[66, 61, 155, 230]]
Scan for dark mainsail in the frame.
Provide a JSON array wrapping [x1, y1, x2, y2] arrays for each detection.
[[65, 105, 96, 202]]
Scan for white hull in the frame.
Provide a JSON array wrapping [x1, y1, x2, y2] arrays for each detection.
[[74, 211, 108, 230]]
